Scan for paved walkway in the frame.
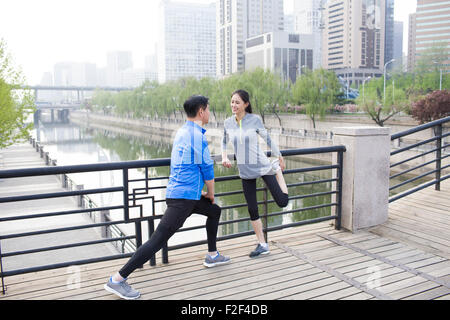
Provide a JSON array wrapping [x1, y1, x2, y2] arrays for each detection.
[[0, 142, 117, 273]]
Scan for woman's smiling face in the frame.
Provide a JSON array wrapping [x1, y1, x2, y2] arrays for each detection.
[[230, 93, 248, 115]]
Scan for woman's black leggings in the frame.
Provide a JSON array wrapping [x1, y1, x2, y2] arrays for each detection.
[[118, 196, 221, 279], [242, 174, 289, 221]]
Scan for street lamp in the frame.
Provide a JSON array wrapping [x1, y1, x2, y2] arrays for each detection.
[[433, 61, 443, 90], [362, 76, 371, 104], [384, 59, 395, 105]]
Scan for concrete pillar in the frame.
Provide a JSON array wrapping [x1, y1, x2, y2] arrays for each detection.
[[332, 127, 391, 232]]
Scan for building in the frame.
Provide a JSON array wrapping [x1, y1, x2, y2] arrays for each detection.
[[245, 31, 315, 83], [293, 0, 325, 69], [53, 62, 98, 101], [106, 51, 133, 87], [393, 21, 404, 71], [407, 13, 417, 72], [158, 0, 216, 83], [322, 0, 387, 87], [294, 0, 322, 34], [414, 0, 450, 72], [384, 0, 395, 70], [216, 0, 284, 77]]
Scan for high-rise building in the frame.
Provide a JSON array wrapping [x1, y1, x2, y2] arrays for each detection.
[[245, 32, 315, 83], [216, 0, 284, 77], [384, 0, 395, 70], [393, 21, 404, 70], [53, 62, 97, 101], [322, 0, 387, 87], [407, 13, 417, 72], [294, 0, 322, 34], [414, 0, 450, 72], [158, 0, 216, 83], [293, 0, 325, 69], [106, 51, 133, 87]]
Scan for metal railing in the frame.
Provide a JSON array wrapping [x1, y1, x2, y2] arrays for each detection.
[[0, 145, 345, 294], [389, 116, 450, 203]]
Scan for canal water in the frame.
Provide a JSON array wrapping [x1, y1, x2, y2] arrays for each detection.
[[32, 115, 334, 249]]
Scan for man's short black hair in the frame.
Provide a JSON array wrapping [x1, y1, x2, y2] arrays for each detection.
[[183, 95, 209, 118]]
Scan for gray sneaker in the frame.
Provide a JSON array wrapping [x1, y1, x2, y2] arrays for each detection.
[[249, 244, 270, 258], [104, 277, 141, 300], [203, 252, 231, 268]]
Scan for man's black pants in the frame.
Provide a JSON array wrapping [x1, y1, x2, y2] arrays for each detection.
[[119, 196, 221, 278]]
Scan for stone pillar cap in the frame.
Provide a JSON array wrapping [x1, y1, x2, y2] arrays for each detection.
[[333, 126, 390, 136]]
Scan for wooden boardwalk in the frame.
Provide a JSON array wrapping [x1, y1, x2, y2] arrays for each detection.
[[0, 179, 449, 300], [1, 142, 449, 300]]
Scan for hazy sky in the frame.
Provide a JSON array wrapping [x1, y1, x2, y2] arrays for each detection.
[[0, 0, 417, 85]]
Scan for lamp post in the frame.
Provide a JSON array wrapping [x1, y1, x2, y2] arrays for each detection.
[[384, 59, 395, 105], [363, 76, 371, 104], [433, 61, 443, 90]]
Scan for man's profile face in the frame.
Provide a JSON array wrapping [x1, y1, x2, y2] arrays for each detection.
[[200, 104, 210, 125]]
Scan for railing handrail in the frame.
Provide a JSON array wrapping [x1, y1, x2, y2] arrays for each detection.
[[391, 116, 450, 140], [0, 146, 346, 179], [389, 116, 449, 202]]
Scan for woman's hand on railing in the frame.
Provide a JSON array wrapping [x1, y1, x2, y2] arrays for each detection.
[[279, 156, 286, 171], [222, 157, 232, 169]]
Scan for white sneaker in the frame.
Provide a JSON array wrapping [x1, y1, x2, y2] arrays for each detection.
[[271, 159, 281, 174]]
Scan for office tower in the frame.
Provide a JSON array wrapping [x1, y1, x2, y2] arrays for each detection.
[[54, 62, 98, 100], [294, 0, 322, 34], [322, 0, 387, 87], [384, 0, 395, 70], [407, 13, 417, 72], [284, 14, 295, 33], [293, 0, 325, 69], [216, 0, 284, 77], [245, 32, 315, 83], [106, 51, 133, 86], [158, 0, 216, 83], [414, 0, 450, 72], [393, 21, 404, 70]]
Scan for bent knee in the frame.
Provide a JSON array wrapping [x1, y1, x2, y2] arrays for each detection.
[[276, 194, 289, 208], [211, 204, 222, 219]]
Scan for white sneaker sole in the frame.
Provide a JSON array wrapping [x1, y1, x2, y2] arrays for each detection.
[[250, 250, 270, 258], [203, 259, 231, 268], [104, 284, 141, 300]]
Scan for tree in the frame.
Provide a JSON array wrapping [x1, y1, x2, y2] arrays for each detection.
[[411, 90, 450, 124], [356, 75, 410, 127], [291, 68, 341, 128], [0, 39, 35, 149]]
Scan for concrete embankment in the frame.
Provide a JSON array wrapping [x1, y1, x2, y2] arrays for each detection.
[[69, 111, 449, 174]]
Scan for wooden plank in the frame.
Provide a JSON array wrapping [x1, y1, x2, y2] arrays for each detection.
[[319, 233, 450, 289], [273, 241, 394, 300], [310, 286, 363, 300], [369, 224, 450, 259], [404, 286, 450, 300], [276, 281, 351, 300]]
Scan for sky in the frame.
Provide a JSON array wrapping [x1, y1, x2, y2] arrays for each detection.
[[0, 0, 417, 85]]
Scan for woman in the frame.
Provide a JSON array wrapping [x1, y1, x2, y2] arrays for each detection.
[[221, 89, 289, 258]]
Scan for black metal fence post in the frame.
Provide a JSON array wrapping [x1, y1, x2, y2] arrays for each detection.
[[123, 169, 129, 221], [435, 124, 442, 191], [336, 150, 344, 230], [0, 241, 5, 295], [135, 221, 143, 268], [148, 219, 156, 266]]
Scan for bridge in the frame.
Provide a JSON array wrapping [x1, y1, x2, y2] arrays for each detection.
[[0, 117, 448, 301], [21, 85, 136, 92]]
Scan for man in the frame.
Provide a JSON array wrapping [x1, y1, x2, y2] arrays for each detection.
[[104, 95, 231, 300]]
